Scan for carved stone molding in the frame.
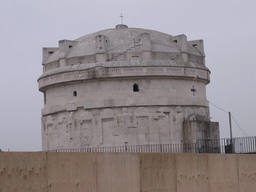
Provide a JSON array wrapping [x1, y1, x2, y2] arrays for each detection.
[[38, 61, 210, 91], [41, 98, 209, 116]]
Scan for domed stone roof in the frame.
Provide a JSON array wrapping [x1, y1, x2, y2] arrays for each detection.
[[43, 25, 205, 66]]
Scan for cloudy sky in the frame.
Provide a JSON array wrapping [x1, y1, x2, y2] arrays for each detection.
[[0, 0, 255, 151]]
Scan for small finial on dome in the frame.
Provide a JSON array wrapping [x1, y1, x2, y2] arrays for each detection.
[[120, 13, 124, 24], [116, 13, 128, 29]]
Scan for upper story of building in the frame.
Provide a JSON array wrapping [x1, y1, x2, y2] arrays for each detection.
[[38, 25, 210, 92]]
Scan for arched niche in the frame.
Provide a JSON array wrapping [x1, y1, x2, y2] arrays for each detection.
[[45, 115, 55, 127], [185, 107, 195, 120], [157, 107, 170, 114], [133, 107, 149, 135], [57, 113, 69, 149], [197, 107, 206, 116], [100, 108, 115, 119], [78, 111, 94, 147], [156, 107, 170, 137], [57, 113, 67, 124], [100, 108, 116, 146], [133, 107, 149, 117], [77, 111, 94, 124]]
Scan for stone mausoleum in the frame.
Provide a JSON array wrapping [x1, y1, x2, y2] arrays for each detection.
[[38, 24, 219, 151]]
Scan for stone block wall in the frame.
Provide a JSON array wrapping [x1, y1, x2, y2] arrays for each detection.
[[0, 152, 255, 192], [41, 105, 212, 151]]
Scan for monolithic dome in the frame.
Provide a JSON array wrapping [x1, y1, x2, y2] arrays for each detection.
[[38, 24, 219, 151]]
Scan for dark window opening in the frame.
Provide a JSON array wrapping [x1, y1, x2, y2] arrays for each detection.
[[174, 40, 177, 43], [133, 84, 139, 92], [48, 51, 54, 54], [44, 92, 46, 104], [100, 47, 102, 49], [69, 45, 73, 48], [192, 44, 197, 47], [73, 91, 77, 96]]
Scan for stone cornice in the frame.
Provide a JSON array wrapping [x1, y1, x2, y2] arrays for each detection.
[[38, 61, 210, 92], [39, 60, 209, 79], [42, 98, 209, 116]]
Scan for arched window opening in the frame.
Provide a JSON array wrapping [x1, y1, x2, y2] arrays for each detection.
[[73, 91, 77, 96], [133, 84, 139, 92]]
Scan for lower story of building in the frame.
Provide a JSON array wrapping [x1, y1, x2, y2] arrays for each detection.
[[41, 105, 219, 151]]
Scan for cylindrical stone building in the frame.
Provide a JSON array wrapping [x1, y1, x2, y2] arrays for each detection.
[[38, 24, 219, 151]]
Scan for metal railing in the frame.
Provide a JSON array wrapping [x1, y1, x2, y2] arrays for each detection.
[[48, 136, 256, 154], [220, 136, 256, 154]]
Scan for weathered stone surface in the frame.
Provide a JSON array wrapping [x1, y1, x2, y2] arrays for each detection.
[[39, 25, 219, 151], [1, 153, 255, 191]]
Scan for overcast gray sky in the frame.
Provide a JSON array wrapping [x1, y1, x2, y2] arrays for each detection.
[[0, 0, 255, 151]]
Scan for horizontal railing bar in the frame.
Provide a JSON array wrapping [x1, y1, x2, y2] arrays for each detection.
[[46, 136, 256, 154]]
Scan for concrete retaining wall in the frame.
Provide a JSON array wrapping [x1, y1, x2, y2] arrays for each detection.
[[0, 152, 255, 191]]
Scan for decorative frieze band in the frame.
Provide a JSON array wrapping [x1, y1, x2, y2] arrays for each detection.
[[38, 66, 210, 91]]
